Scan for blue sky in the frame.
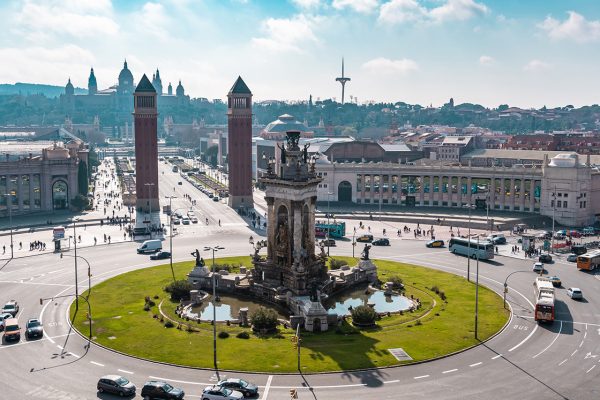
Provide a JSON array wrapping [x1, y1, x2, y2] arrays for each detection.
[[0, 0, 599, 108]]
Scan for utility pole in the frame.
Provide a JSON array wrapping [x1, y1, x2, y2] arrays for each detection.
[[551, 185, 556, 254], [467, 201, 471, 282], [335, 58, 351, 105], [204, 245, 224, 380], [3, 194, 14, 259], [475, 234, 479, 339], [73, 218, 79, 311], [166, 196, 177, 282]]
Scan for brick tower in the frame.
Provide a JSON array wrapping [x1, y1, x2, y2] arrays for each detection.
[[133, 74, 160, 221], [227, 76, 254, 210]]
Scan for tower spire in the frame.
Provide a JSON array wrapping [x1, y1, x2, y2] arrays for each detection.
[[335, 57, 351, 105]]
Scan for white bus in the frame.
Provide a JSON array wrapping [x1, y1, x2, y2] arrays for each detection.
[[533, 277, 555, 322], [448, 237, 494, 260]]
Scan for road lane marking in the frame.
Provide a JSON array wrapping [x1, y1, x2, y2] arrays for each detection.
[[149, 376, 206, 385], [0, 280, 71, 287], [383, 380, 399, 384], [90, 361, 104, 367], [587, 365, 596, 373], [533, 320, 562, 358], [469, 362, 482, 367], [571, 349, 578, 357], [414, 375, 429, 379], [515, 316, 600, 328], [261, 375, 273, 400], [442, 369, 458, 374], [492, 354, 502, 360], [579, 340, 584, 348], [509, 324, 538, 352], [559, 359, 567, 366], [118, 369, 134, 374]]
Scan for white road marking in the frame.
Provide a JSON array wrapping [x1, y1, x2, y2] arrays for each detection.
[[90, 361, 104, 367], [579, 340, 584, 348], [516, 316, 600, 328], [414, 375, 429, 379], [118, 369, 134, 374], [571, 349, 578, 357], [587, 365, 596, 373], [383, 380, 399, 384], [261, 375, 273, 400], [559, 359, 567, 366], [509, 324, 538, 352], [149, 376, 206, 385], [492, 354, 503, 360], [533, 320, 562, 358], [0, 280, 71, 287], [442, 369, 458, 374], [469, 362, 482, 367], [584, 331, 587, 339]]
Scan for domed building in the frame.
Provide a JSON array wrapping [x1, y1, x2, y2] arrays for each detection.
[[261, 114, 312, 140]]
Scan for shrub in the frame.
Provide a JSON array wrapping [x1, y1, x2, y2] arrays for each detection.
[[439, 291, 447, 301], [250, 307, 279, 331], [351, 305, 377, 326], [153, 295, 160, 300], [236, 331, 250, 339], [218, 331, 230, 339], [71, 194, 89, 211], [164, 280, 192, 301], [164, 320, 174, 328], [415, 319, 423, 326], [330, 258, 347, 269], [431, 285, 440, 294], [143, 304, 150, 311]]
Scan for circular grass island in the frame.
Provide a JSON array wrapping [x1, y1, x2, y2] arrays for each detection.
[[70, 256, 509, 373]]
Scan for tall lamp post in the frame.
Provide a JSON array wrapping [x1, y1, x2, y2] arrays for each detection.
[[551, 186, 556, 254], [2, 194, 14, 259], [467, 201, 472, 282], [204, 245, 225, 379], [327, 191, 333, 256], [144, 182, 155, 237], [71, 218, 80, 311], [165, 196, 177, 282], [475, 234, 480, 339], [352, 231, 356, 258], [60, 252, 92, 297]]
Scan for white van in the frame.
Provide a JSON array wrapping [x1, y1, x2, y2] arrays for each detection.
[[137, 239, 162, 254]]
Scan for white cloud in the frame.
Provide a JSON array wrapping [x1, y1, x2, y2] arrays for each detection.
[[362, 57, 419, 74], [251, 14, 319, 53], [332, 0, 379, 14], [292, 0, 321, 9], [134, 2, 171, 41], [523, 59, 551, 72], [479, 55, 494, 66], [538, 11, 600, 43], [379, 0, 488, 25], [13, 0, 119, 41]]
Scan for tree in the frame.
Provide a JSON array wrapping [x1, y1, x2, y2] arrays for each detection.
[[250, 306, 278, 332], [351, 305, 377, 326], [164, 280, 191, 301], [77, 161, 88, 196]]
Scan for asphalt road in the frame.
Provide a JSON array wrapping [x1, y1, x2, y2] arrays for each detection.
[[1, 161, 599, 400]]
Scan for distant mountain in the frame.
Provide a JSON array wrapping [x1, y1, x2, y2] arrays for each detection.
[[0, 82, 86, 98]]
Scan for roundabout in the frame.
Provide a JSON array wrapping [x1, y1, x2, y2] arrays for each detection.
[[69, 256, 508, 373]]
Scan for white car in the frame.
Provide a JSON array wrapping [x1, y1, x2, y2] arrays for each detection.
[[0, 313, 12, 331], [567, 254, 578, 262], [201, 386, 243, 400], [567, 288, 583, 300], [533, 262, 544, 273]]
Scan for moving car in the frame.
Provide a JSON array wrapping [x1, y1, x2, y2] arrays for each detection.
[[426, 239, 445, 248], [25, 318, 43, 339], [571, 245, 587, 256], [538, 254, 553, 263], [191, 216, 199, 223], [150, 251, 171, 260], [567, 253, 578, 262], [178, 181, 183, 185], [321, 239, 336, 247], [486, 234, 506, 245], [547, 276, 562, 287], [356, 234, 374, 243], [202, 386, 243, 400], [140, 381, 184, 399], [372, 238, 390, 246], [97, 375, 136, 397], [3, 318, 20, 342], [533, 262, 544, 273], [567, 287, 583, 300], [173, 217, 181, 225], [213, 196, 220, 202], [137, 239, 162, 254], [0, 313, 11, 331], [182, 217, 191, 225], [1, 300, 19, 317], [217, 378, 259, 397]]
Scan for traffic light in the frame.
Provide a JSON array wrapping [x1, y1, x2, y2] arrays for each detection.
[[289, 388, 298, 399]]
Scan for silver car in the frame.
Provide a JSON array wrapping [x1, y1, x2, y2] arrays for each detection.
[[567, 288, 583, 300], [567, 254, 578, 262]]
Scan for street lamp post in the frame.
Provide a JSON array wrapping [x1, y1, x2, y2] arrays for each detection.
[[467, 202, 471, 282], [144, 182, 155, 238], [204, 245, 225, 379], [2, 194, 14, 258], [60, 252, 92, 296], [475, 234, 480, 339], [352, 231, 356, 258], [165, 196, 177, 282], [71, 218, 80, 311], [327, 191, 333, 256], [551, 186, 556, 254], [502, 270, 531, 309]]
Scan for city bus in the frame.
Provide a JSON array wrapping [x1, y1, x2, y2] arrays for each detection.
[[576, 250, 600, 271], [315, 222, 346, 239], [448, 237, 494, 260], [533, 277, 555, 322]]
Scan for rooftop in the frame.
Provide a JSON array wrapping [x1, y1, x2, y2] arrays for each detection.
[[134, 74, 156, 93], [229, 76, 251, 95]]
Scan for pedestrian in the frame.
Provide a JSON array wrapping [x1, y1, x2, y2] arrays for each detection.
[[94, 237, 97, 245], [19, 241, 22, 249], [3, 245, 5, 254]]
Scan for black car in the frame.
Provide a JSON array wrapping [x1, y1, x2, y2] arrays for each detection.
[[539, 253, 553, 263], [372, 238, 390, 246], [97, 375, 136, 397], [141, 381, 184, 399], [25, 318, 43, 339], [150, 251, 171, 260], [217, 378, 259, 397]]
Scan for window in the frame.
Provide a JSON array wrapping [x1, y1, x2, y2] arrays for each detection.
[[584, 201, 587, 208], [563, 201, 568, 208], [551, 200, 554, 207], [564, 193, 568, 198], [557, 201, 562, 208], [558, 193, 562, 197]]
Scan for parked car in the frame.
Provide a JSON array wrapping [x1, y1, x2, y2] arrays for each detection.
[[178, 181, 183, 185], [97, 375, 136, 397], [173, 218, 181, 225], [533, 262, 544, 273], [191, 216, 199, 224], [486, 234, 506, 245], [567, 254, 578, 262], [140, 381, 184, 399], [372, 238, 390, 246], [25, 318, 43, 339], [321, 239, 336, 247], [201, 386, 243, 400], [213, 197, 220, 202], [547, 276, 562, 287], [539, 254, 553, 263], [426, 239, 445, 248], [3, 318, 20, 342], [356, 234, 374, 243], [1, 300, 19, 317], [0, 313, 11, 331], [217, 378, 259, 397], [571, 245, 587, 256], [567, 287, 583, 300], [182, 217, 191, 225], [150, 251, 171, 260]]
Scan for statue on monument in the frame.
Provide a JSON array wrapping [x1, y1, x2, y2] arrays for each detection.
[[191, 249, 205, 267], [276, 221, 288, 251], [302, 143, 310, 163], [361, 244, 372, 260], [277, 142, 286, 164]]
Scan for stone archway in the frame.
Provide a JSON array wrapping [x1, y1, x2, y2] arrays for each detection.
[[313, 317, 321, 332], [338, 181, 352, 202], [52, 180, 69, 210]]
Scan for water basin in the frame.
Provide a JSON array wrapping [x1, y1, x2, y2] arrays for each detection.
[[325, 286, 412, 315], [190, 294, 287, 322]]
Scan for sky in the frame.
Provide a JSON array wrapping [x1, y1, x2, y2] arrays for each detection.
[[0, 0, 599, 108]]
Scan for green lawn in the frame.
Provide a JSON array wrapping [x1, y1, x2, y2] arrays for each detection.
[[70, 256, 509, 373]]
